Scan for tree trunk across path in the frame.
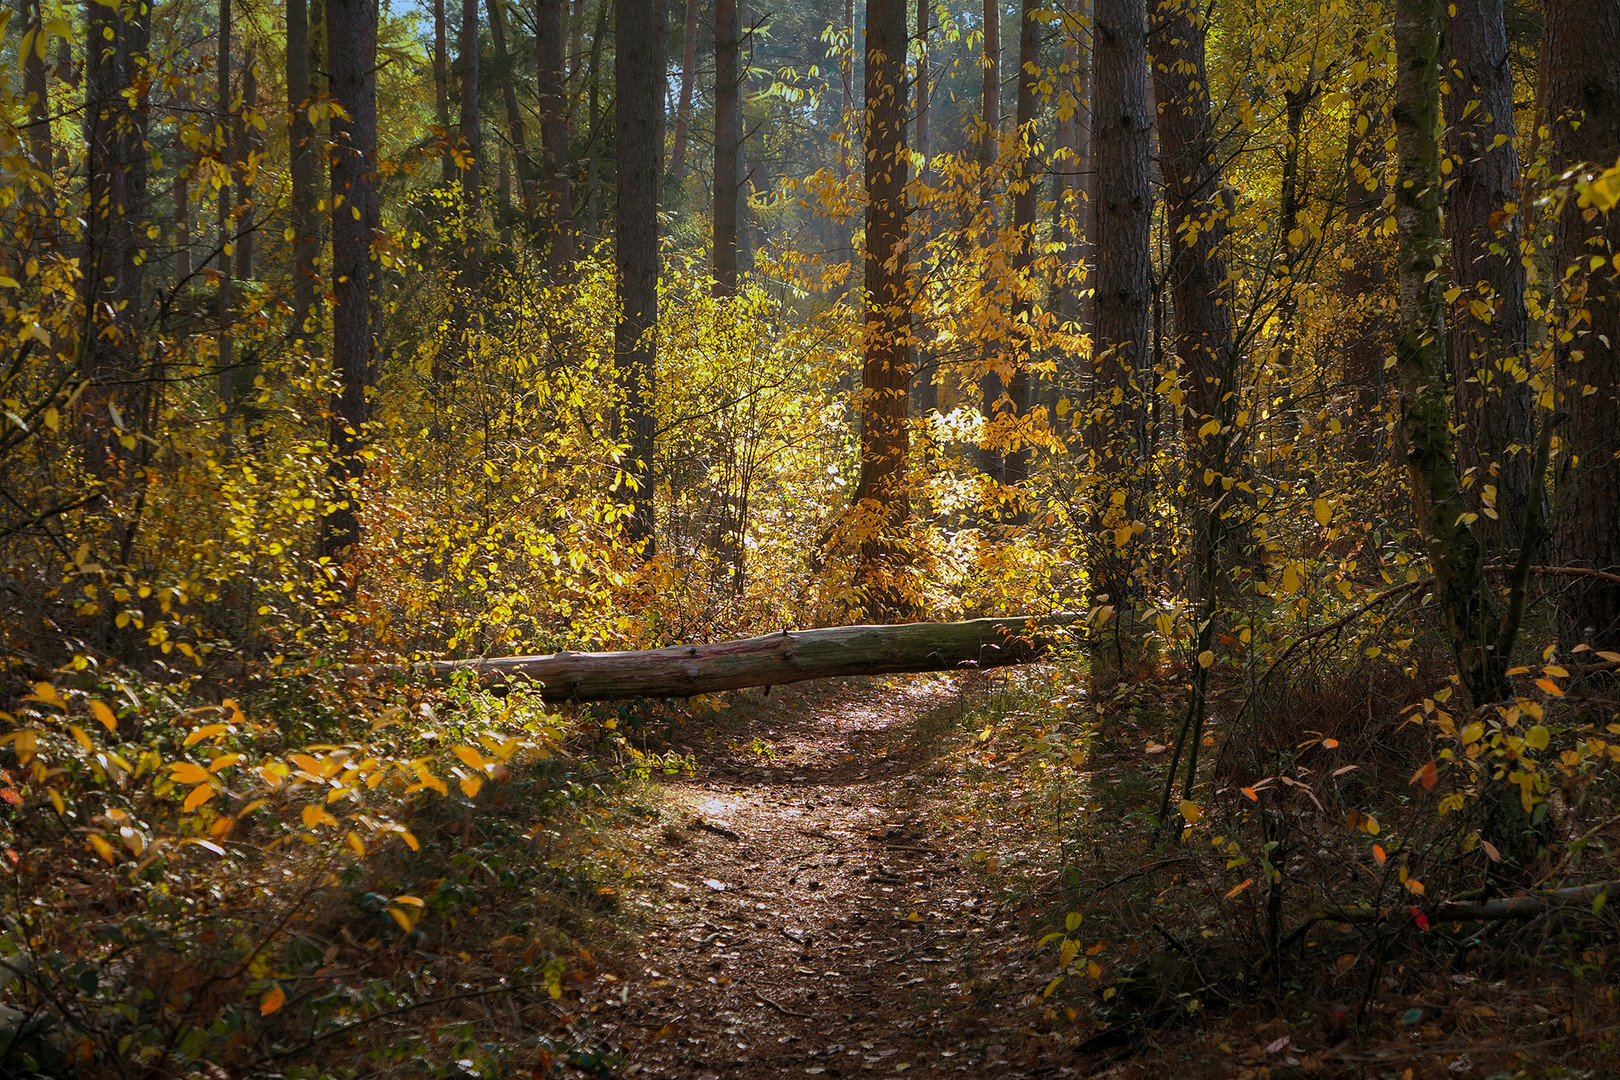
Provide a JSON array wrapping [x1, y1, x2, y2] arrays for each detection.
[[401, 615, 1078, 701]]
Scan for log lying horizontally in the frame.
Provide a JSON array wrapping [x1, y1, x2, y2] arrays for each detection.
[[408, 615, 1078, 702]]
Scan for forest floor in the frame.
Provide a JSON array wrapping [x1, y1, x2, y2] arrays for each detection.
[[576, 675, 1070, 1079], [533, 671, 1620, 1080]]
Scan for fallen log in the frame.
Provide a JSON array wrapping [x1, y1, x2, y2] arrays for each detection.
[[400, 614, 1077, 702]]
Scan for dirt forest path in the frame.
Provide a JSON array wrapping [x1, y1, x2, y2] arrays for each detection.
[[581, 676, 1070, 1079]]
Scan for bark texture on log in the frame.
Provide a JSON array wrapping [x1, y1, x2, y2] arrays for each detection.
[[413, 616, 1076, 700]]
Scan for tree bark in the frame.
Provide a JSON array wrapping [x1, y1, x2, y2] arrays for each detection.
[[535, 0, 573, 271], [321, 0, 380, 559], [1152, 0, 1240, 594], [615, 0, 665, 552], [216, 0, 236, 422], [21, 0, 52, 181], [976, 0, 1003, 483], [288, 0, 319, 340], [669, 0, 700, 180], [459, 0, 482, 194], [853, 0, 911, 619], [1443, 0, 1533, 554], [416, 616, 1077, 698], [435, 0, 452, 181], [1000, 0, 1040, 500], [1087, 0, 1151, 626], [234, 51, 258, 283], [1546, 0, 1620, 651], [1392, 0, 1503, 709], [486, 0, 536, 213], [713, 0, 742, 294]]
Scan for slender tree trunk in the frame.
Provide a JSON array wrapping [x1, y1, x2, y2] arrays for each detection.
[[322, 0, 380, 559], [21, 0, 52, 185], [486, 0, 536, 212], [836, 0, 854, 283], [1000, 0, 1040, 500], [1392, 0, 1504, 709], [1546, 0, 1620, 651], [913, 0, 935, 417], [535, 0, 573, 270], [234, 50, 256, 282], [976, 0, 1003, 482], [1087, 0, 1151, 638], [615, 0, 665, 551], [216, 0, 236, 420], [714, 0, 742, 294], [175, 167, 191, 280], [669, 0, 700, 179], [460, 0, 482, 194], [435, 0, 453, 180], [584, 0, 608, 240], [1152, 0, 1239, 596], [289, 0, 318, 340], [1444, 0, 1533, 554], [1340, 61, 1391, 465], [852, 0, 911, 618]]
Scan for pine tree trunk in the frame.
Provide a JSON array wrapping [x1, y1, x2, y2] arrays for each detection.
[[1443, 0, 1533, 555], [853, 0, 911, 619], [322, 0, 380, 560], [535, 0, 572, 271], [486, 0, 536, 213], [669, 0, 700, 180], [435, 0, 452, 181], [1546, 0, 1620, 651], [713, 0, 742, 294], [1088, 0, 1151, 642], [1392, 0, 1504, 709], [1152, 0, 1240, 595], [1001, 0, 1040, 499], [615, 0, 665, 552], [288, 0, 319, 340]]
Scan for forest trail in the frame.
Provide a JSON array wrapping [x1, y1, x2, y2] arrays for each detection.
[[583, 677, 1069, 1079]]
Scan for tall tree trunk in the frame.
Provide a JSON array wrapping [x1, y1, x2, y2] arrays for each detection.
[[175, 166, 191, 280], [1340, 61, 1390, 465], [615, 0, 665, 551], [976, 0, 1002, 482], [853, 0, 911, 619], [486, 0, 536, 212], [1053, 0, 1091, 411], [21, 0, 52, 189], [1444, 0, 1533, 554], [669, 0, 700, 180], [913, 0, 935, 417], [459, 0, 482, 194], [234, 50, 257, 282], [322, 0, 380, 559], [216, 0, 236, 422], [1000, 0, 1040, 500], [584, 0, 608, 240], [435, 0, 453, 180], [288, 0, 318, 340], [1546, 0, 1620, 651], [1392, 0, 1504, 709], [1152, 0, 1238, 596], [82, 0, 148, 472], [713, 0, 742, 294], [535, 0, 573, 270], [836, 0, 854, 284], [1087, 0, 1151, 640]]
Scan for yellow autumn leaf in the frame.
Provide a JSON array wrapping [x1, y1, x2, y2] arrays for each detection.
[[1313, 497, 1331, 527], [301, 804, 339, 829], [1526, 725, 1550, 751], [1197, 650, 1214, 669], [1178, 800, 1203, 824], [1282, 562, 1301, 594], [88, 699, 118, 732], [183, 783, 217, 812], [184, 723, 229, 747], [459, 773, 483, 797], [88, 833, 116, 865], [452, 745, 485, 770], [170, 761, 212, 786]]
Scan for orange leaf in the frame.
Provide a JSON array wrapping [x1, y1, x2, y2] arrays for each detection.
[[182, 783, 216, 812], [88, 700, 118, 732], [1322, 738, 1339, 749], [1411, 760, 1438, 790], [1241, 786, 1259, 802], [1535, 677, 1565, 697], [1372, 844, 1386, 865], [170, 761, 211, 786], [1224, 878, 1254, 899], [260, 986, 285, 1014]]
